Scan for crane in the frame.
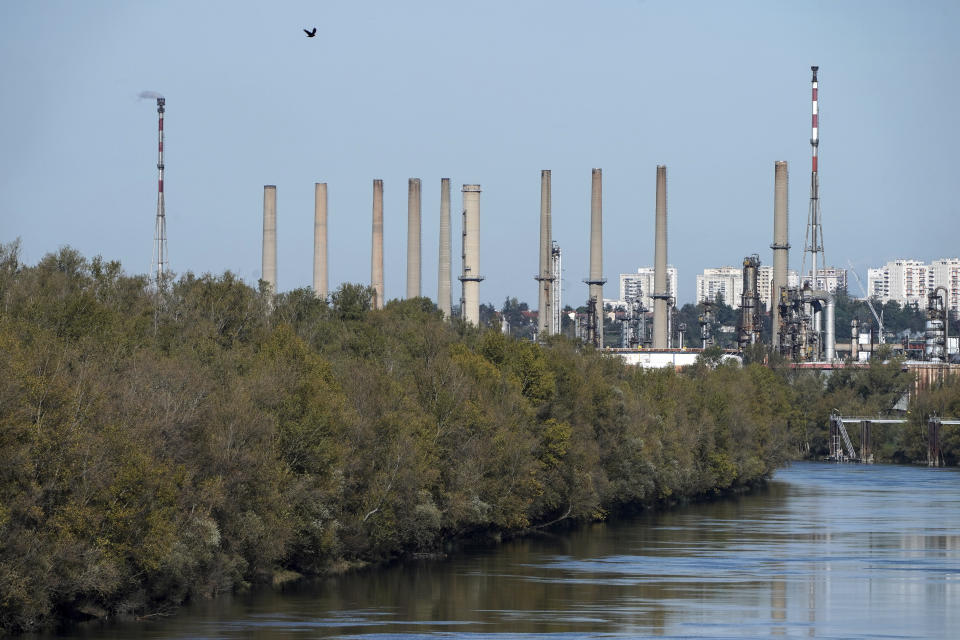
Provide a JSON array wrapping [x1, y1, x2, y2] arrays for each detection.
[[848, 260, 885, 345]]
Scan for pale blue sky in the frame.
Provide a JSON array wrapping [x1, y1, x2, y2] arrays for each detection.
[[2, 1, 958, 306]]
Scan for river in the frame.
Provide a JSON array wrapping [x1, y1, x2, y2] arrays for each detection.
[[39, 461, 960, 639]]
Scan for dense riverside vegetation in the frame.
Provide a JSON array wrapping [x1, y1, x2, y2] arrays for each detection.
[[0, 243, 956, 634]]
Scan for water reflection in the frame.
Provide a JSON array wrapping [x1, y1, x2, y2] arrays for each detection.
[[41, 462, 960, 639]]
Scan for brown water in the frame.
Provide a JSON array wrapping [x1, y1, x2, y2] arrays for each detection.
[[37, 462, 960, 638]]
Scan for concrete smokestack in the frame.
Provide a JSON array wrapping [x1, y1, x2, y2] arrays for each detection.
[[653, 166, 669, 349], [438, 178, 452, 318], [587, 169, 605, 347], [262, 185, 277, 297], [536, 170, 553, 337], [406, 178, 422, 299], [771, 161, 789, 346], [371, 179, 384, 310], [460, 184, 483, 325], [313, 182, 328, 299]]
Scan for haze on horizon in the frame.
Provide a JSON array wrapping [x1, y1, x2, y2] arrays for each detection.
[[2, 1, 958, 307]]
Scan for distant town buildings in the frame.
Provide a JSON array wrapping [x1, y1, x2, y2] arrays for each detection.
[[867, 258, 960, 316], [619, 266, 678, 311], [696, 267, 741, 308], [868, 259, 928, 308], [697, 266, 799, 311], [595, 259, 958, 321], [805, 266, 848, 294], [931, 258, 960, 316]]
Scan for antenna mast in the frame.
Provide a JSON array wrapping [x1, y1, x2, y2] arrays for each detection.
[[801, 66, 824, 288], [153, 96, 169, 289]]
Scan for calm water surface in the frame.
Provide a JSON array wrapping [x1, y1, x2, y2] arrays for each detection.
[[42, 462, 960, 639]]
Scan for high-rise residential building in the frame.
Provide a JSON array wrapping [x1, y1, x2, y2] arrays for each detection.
[[620, 266, 677, 311], [866, 259, 935, 309], [757, 266, 799, 312], [930, 258, 960, 317], [696, 267, 742, 308], [867, 267, 888, 300], [891, 260, 930, 306]]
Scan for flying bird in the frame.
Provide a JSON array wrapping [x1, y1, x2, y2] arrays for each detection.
[[304, 27, 317, 37]]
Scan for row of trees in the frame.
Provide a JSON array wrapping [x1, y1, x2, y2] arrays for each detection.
[[0, 242, 956, 634]]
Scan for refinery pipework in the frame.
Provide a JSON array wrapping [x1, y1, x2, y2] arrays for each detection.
[[737, 255, 762, 351], [551, 241, 562, 336], [926, 287, 950, 362]]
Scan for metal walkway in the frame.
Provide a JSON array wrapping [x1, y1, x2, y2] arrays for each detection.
[[829, 412, 960, 466]]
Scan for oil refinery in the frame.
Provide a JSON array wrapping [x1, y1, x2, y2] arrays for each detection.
[[244, 65, 958, 373]]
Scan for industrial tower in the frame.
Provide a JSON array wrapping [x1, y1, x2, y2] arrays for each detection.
[[801, 66, 825, 288], [585, 169, 605, 348], [438, 178, 452, 318], [152, 96, 169, 289], [551, 241, 562, 335], [459, 184, 484, 325], [536, 170, 555, 337]]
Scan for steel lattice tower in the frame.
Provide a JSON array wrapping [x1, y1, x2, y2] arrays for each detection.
[[801, 66, 825, 288], [551, 241, 562, 335], [152, 96, 169, 289]]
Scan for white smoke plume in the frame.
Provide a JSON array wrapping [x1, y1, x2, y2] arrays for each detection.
[[139, 90, 164, 100]]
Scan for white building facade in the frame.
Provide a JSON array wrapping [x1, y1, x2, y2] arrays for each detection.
[[930, 258, 960, 317], [696, 267, 742, 308], [867, 259, 932, 309], [867, 267, 888, 300], [619, 266, 677, 311], [865, 258, 960, 316]]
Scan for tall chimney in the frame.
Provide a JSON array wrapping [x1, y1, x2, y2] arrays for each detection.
[[460, 184, 483, 325], [536, 170, 553, 337], [262, 185, 277, 297], [652, 166, 669, 349], [406, 178, 422, 299], [313, 182, 328, 298], [371, 179, 384, 310], [586, 169, 605, 347], [772, 161, 789, 346], [438, 178, 452, 318]]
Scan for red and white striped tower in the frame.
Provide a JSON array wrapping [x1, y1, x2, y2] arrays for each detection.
[[801, 66, 824, 288], [153, 96, 169, 289]]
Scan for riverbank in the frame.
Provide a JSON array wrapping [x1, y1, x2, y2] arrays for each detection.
[[33, 462, 960, 639], [3, 245, 942, 634]]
